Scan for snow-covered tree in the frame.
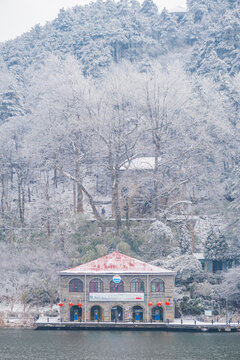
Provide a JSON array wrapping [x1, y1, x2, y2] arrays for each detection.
[[179, 225, 192, 255], [89, 62, 142, 230], [215, 266, 240, 306], [204, 228, 229, 260], [163, 254, 203, 284], [149, 220, 173, 256], [0, 60, 24, 125]]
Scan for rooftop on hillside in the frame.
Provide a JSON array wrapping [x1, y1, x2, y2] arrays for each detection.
[[169, 6, 187, 14], [120, 157, 160, 171]]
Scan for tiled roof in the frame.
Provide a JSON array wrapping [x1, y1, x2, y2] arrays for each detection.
[[60, 251, 174, 275]]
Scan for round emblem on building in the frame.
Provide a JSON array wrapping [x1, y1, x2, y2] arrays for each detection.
[[112, 275, 121, 283]]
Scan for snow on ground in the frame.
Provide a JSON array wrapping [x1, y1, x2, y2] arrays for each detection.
[[0, 303, 59, 327]]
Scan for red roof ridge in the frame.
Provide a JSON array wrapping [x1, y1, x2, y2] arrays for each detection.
[[64, 251, 123, 272], [60, 251, 174, 274]]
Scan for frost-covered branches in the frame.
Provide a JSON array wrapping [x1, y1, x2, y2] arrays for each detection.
[[204, 229, 229, 260], [148, 220, 173, 256], [179, 225, 193, 255], [215, 267, 240, 305]]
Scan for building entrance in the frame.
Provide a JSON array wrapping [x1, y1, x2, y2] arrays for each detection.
[[132, 306, 143, 322], [111, 306, 123, 322], [70, 305, 82, 322], [90, 305, 102, 321], [152, 306, 163, 322]]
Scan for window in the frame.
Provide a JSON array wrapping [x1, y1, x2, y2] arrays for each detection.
[[69, 278, 83, 292], [151, 278, 165, 293], [131, 278, 144, 292], [89, 278, 103, 292], [110, 280, 124, 292]]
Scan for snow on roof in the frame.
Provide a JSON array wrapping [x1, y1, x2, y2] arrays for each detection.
[[120, 157, 159, 171], [60, 251, 175, 275], [193, 252, 204, 260], [169, 6, 187, 13]]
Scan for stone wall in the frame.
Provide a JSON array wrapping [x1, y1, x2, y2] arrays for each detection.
[[59, 274, 175, 322]]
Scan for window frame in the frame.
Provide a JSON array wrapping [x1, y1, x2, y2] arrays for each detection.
[[89, 278, 104, 293], [151, 278, 165, 293], [69, 278, 83, 292], [131, 278, 145, 292]]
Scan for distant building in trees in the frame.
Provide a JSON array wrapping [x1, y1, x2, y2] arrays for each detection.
[[169, 6, 187, 21], [119, 157, 159, 219], [193, 253, 240, 273]]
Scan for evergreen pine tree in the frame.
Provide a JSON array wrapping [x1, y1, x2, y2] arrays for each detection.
[[0, 89, 24, 124], [179, 225, 192, 255], [140, 0, 158, 16], [204, 229, 229, 260], [224, 163, 240, 261]]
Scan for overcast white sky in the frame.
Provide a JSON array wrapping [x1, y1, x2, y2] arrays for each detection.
[[0, 0, 186, 43]]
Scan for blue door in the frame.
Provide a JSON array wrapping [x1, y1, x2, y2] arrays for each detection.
[[136, 313, 140, 321], [156, 311, 160, 321], [94, 310, 99, 321], [74, 310, 78, 321]]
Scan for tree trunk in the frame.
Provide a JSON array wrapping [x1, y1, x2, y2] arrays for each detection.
[[109, 142, 121, 231], [17, 170, 25, 226], [112, 171, 121, 232], [73, 181, 76, 214], [153, 145, 159, 216], [189, 222, 195, 253], [10, 216, 14, 244], [1, 174, 5, 220], [21, 180, 25, 224], [60, 229, 65, 252], [77, 182, 83, 213], [28, 186, 31, 202], [125, 196, 129, 230], [53, 167, 58, 188], [45, 171, 51, 238], [74, 131, 84, 213], [59, 168, 106, 233]]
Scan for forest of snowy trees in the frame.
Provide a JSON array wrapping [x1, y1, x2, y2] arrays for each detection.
[[0, 0, 240, 318]]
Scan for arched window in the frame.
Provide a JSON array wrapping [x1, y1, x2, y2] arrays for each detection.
[[110, 280, 124, 292], [131, 278, 144, 292], [69, 278, 83, 292], [151, 278, 165, 293], [89, 278, 103, 292]]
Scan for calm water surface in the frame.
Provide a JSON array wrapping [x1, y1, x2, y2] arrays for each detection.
[[0, 329, 239, 360]]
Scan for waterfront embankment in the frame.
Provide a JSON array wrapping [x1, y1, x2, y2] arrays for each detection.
[[35, 318, 240, 332]]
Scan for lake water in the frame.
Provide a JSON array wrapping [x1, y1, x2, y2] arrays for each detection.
[[0, 329, 239, 360]]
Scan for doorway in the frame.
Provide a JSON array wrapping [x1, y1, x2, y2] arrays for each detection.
[[152, 306, 163, 322], [111, 306, 123, 322], [70, 305, 82, 322], [132, 306, 143, 322], [90, 305, 102, 321]]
